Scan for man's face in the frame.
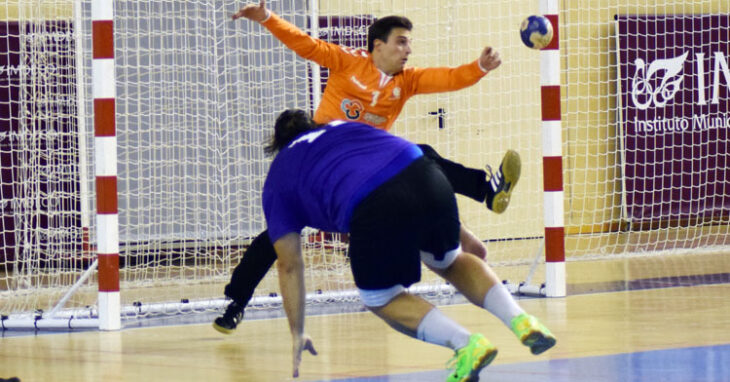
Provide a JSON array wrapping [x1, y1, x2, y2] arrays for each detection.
[[373, 27, 412, 75]]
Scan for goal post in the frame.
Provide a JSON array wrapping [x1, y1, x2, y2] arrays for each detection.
[[539, 0, 566, 297], [2, 0, 729, 330], [91, 0, 120, 331]]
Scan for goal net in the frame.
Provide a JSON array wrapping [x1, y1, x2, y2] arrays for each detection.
[[561, 1, 730, 293], [2, 0, 728, 328], [1, 2, 92, 324]]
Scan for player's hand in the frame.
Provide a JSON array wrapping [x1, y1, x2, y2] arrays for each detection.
[[478, 47, 501, 72], [231, 0, 269, 22], [291, 333, 318, 378]]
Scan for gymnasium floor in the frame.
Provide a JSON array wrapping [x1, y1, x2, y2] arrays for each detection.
[[319, 344, 730, 382], [1, 283, 729, 381]]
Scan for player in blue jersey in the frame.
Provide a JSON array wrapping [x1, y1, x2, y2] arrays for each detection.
[[263, 109, 555, 381]]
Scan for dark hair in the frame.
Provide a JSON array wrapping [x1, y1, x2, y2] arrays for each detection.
[[367, 15, 413, 53], [264, 109, 317, 155]]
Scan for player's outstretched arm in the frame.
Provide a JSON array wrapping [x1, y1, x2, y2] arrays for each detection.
[[230, 0, 343, 69], [231, 0, 269, 22], [409, 46, 502, 94], [273, 232, 318, 378]]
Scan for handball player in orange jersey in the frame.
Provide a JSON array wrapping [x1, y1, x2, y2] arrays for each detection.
[[214, 0, 521, 334]]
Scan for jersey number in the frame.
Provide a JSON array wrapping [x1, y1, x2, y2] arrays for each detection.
[[370, 90, 381, 107], [288, 129, 326, 148]]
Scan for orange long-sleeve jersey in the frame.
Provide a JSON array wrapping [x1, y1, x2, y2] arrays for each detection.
[[261, 12, 488, 131]]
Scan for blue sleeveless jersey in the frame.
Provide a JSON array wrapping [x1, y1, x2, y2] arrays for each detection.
[[262, 121, 423, 243]]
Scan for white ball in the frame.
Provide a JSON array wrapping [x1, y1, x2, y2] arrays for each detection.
[[520, 15, 554, 50]]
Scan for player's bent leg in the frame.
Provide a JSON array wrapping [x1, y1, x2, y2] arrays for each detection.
[[213, 230, 278, 334], [424, 250, 500, 307], [363, 290, 497, 382], [361, 286, 426, 336], [425, 250, 556, 356], [459, 226, 486, 259], [485, 150, 521, 214]]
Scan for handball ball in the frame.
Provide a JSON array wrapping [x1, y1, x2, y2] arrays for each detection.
[[520, 15, 554, 49]]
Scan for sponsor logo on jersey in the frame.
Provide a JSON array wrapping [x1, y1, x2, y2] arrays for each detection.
[[391, 87, 401, 100], [341, 99, 364, 120], [363, 112, 387, 126]]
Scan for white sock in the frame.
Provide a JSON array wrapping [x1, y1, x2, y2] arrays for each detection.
[[416, 308, 471, 351], [483, 283, 525, 328]]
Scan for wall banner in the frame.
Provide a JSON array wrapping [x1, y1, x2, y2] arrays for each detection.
[[616, 15, 730, 223]]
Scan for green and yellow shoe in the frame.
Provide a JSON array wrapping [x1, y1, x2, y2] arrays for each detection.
[[511, 313, 557, 355], [446, 333, 498, 382], [485, 150, 521, 214]]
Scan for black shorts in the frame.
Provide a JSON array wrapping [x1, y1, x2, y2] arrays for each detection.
[[348, 156, 461, 290]]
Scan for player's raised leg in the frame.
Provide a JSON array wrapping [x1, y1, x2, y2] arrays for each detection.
[[485, 149, 521, 214], [417, 144, 521, 214]]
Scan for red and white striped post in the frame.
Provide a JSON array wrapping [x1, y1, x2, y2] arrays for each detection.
[[92, 0, 121, 329], [540, 0, 566, 297]]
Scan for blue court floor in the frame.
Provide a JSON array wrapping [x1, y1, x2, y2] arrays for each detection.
[[318, 343, 730, 382]]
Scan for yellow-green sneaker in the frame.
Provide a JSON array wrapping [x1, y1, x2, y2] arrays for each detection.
[[510, 313, 557, 355], [485, 150, 521, 214], [446, 333, 498, 382]]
